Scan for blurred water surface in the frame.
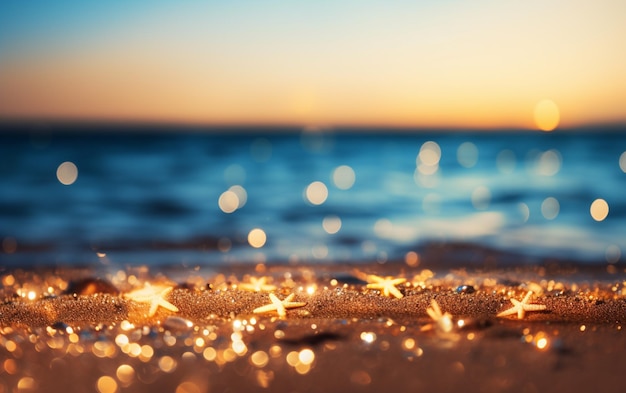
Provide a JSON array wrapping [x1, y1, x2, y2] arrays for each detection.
[[1, 125, 625, 267]]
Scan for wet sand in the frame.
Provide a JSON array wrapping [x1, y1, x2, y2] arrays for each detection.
[[1, 262, 625, 392]]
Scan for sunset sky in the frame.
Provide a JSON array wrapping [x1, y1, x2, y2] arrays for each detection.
[[1, 0, 625, 129]]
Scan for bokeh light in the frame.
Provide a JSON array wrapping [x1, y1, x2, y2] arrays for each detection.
[[471, 186, 491, 210], [305, 181, 328, 205], [457, 142, 478, 168], [590, 199, 609, 221], [248, 228, 267, 248], [322, 215, 342, 234], [541, 197, 560, 220], [96, 376, 118, 393], [218, 190, 239, 213], [374, 218, 393, 238], [534, 99, 560, 132], [56, 161, 78, 185], [417, 141, 441, 175], [229, 185, 247, 208], [536, 149, 561, 176], [518, 203, 530, 223], [620, 152, 626, 173], [496, 149, 516, 174], [332, 165, 356, 190]]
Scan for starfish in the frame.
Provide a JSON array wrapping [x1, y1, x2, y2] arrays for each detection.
[[426, 299, 453, 333], [253, 293, 306, 318], [124, 283, 179, 317], [365, 274, 406, 299], [497, 291, 546, 319], [238, 276, 277, 292]]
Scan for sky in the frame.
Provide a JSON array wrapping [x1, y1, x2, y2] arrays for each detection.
[[1, 0, 625, 130]]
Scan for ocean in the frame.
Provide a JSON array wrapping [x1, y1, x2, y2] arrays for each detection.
[[1, 124, 625, 268]]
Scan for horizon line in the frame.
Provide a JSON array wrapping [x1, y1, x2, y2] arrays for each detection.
[[0, 118, 625, 134]]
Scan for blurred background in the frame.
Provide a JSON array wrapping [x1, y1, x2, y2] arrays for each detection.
[[1, 1, 625, 267]]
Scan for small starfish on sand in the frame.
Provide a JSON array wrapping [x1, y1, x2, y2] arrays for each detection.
[[253, 293, 306, 318], [497, 291, 546, 320], [124, 283, 179, 317], [365, 274, 406, 299], [426, 299, 453, 333], [238, 276, 277, 292]]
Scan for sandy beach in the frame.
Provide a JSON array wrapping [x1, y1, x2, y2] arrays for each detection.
[[1, 262, 625, 393]]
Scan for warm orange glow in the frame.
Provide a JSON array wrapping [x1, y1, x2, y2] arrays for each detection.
[[0, 2, 624, 128], [590, 199, 609, 221], [248, 229, 267, 248], [534, 100, 560, 131]]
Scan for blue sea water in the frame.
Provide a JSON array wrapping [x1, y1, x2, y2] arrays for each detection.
[[1, 125, 625, 267]]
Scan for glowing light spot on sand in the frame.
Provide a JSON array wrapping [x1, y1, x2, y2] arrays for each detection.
[[286, 351, 300, 367], [250, 351, 269, 368], [541, 197, 560, 220], [5, 340, 17, 352], [18, 377, 37, 391], [115, 334, 129, 347], [534, 332, 549, 350], [471, 186, 491, 210], [536, 149, 561, 176], [158, 356, 177, 373], [140, 345, 154, 361], [322, 215, 342, 234], [248, 228, 267, 248], [203, 347, 217, 362], [534, 99, 560, 132], [232, 339, 247, 356], [176, 381, 202, 393], [56, 161, 78, 185], [298, 349, 315, 365], [620, 152, 626, 173], [27, 291, 37, 301], [218, 190, 239, 213], [332, 165, 356, 190], [605, 245, 621, 264], [360, 332, 376, 344], [537, 337, 548, 349], [305, 181, 328, 205], [402, 338, 416, 350], [96, 376, 117, 393], [116, 365, 135, 385], [457, 142, 478, 168], [590, 199, 609, 221], [496, 149, 516, 174], [3, 358, 17, 374]]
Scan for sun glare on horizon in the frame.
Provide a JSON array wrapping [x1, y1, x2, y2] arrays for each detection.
[[534, 100, 561, 132], [0, 1, 625, 129]]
